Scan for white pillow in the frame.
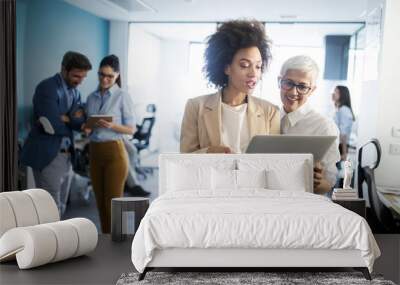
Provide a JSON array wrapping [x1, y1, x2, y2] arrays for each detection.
[[167, 162, 212, 191], [237, 169, 267, 189], [267, 164, 307, 191], [212, 168, 268, 190], [212, 168, 237, 190], [237, 158, 310, 192]]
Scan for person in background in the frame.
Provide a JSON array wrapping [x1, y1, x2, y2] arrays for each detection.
[[20, 51, 91, 215], [279, 55, 340, 194], [332, 85, 355, 161], [84, 55, 135, 233], [180, 20, 280, 153]]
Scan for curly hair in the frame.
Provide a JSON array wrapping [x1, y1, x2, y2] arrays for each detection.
[[204, 20, 271, 88]]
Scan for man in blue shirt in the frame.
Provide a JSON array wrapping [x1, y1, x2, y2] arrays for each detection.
[[20, 51, 92, 215]]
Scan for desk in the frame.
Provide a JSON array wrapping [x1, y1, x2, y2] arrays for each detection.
[[377, 187, 400, 219], [332, 198, 366, 218], [111, 197, 150, 242]]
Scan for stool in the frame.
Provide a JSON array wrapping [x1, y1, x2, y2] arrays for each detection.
[[111, 197, 149, 242]]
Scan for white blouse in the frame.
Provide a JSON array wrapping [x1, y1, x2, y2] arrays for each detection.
[[221, 102, 250, 153], [280, 102, 340, 187]]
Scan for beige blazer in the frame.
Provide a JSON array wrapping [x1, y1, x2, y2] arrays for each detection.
[[180, 91, 280, 153]]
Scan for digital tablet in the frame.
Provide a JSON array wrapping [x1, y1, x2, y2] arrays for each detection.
[[246, 135, 337, 161], [85, 115, 113, 129]]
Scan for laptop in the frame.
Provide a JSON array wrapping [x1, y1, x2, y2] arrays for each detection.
[[245, 135, 337, 161]]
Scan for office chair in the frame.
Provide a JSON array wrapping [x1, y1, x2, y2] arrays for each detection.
[[134, 117, 155, 152], [73, 143, 90, 178], [133, 116, 156, 180], [358, 138, 399, 233]]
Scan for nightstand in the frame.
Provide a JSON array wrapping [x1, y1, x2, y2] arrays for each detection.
[[332, 198, 366, 218], [111, 197, 150, 242]]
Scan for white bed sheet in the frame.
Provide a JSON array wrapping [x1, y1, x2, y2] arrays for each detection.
[[131, 190, 380, 273]]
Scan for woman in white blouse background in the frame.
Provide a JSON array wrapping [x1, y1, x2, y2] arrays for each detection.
[[180, 20, 280, 154], [332, 85, 355, 161]]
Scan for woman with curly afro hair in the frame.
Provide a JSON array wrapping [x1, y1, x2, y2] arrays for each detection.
[[180, 20, 280, 153]]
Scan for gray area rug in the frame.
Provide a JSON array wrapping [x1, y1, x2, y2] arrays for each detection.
[[116, 272, 396, 285]]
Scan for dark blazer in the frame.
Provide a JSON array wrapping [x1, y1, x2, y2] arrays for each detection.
[[20, 74, 85, 171]]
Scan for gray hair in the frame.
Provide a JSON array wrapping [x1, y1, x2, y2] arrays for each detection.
[[280, 55, 319, 85]]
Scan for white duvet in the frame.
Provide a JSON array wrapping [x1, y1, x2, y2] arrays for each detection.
[[131, 190, 380, 273]]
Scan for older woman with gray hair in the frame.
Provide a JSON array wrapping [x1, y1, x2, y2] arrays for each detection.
[[278, 55, 340, 194]]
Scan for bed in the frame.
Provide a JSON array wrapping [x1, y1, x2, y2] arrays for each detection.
[[131, 154, 380, 280]]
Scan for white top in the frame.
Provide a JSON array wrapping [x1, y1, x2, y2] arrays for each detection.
[[221, 103, 250, 153], [280, 102, 340, 187], [334, 105, 354, 144]]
